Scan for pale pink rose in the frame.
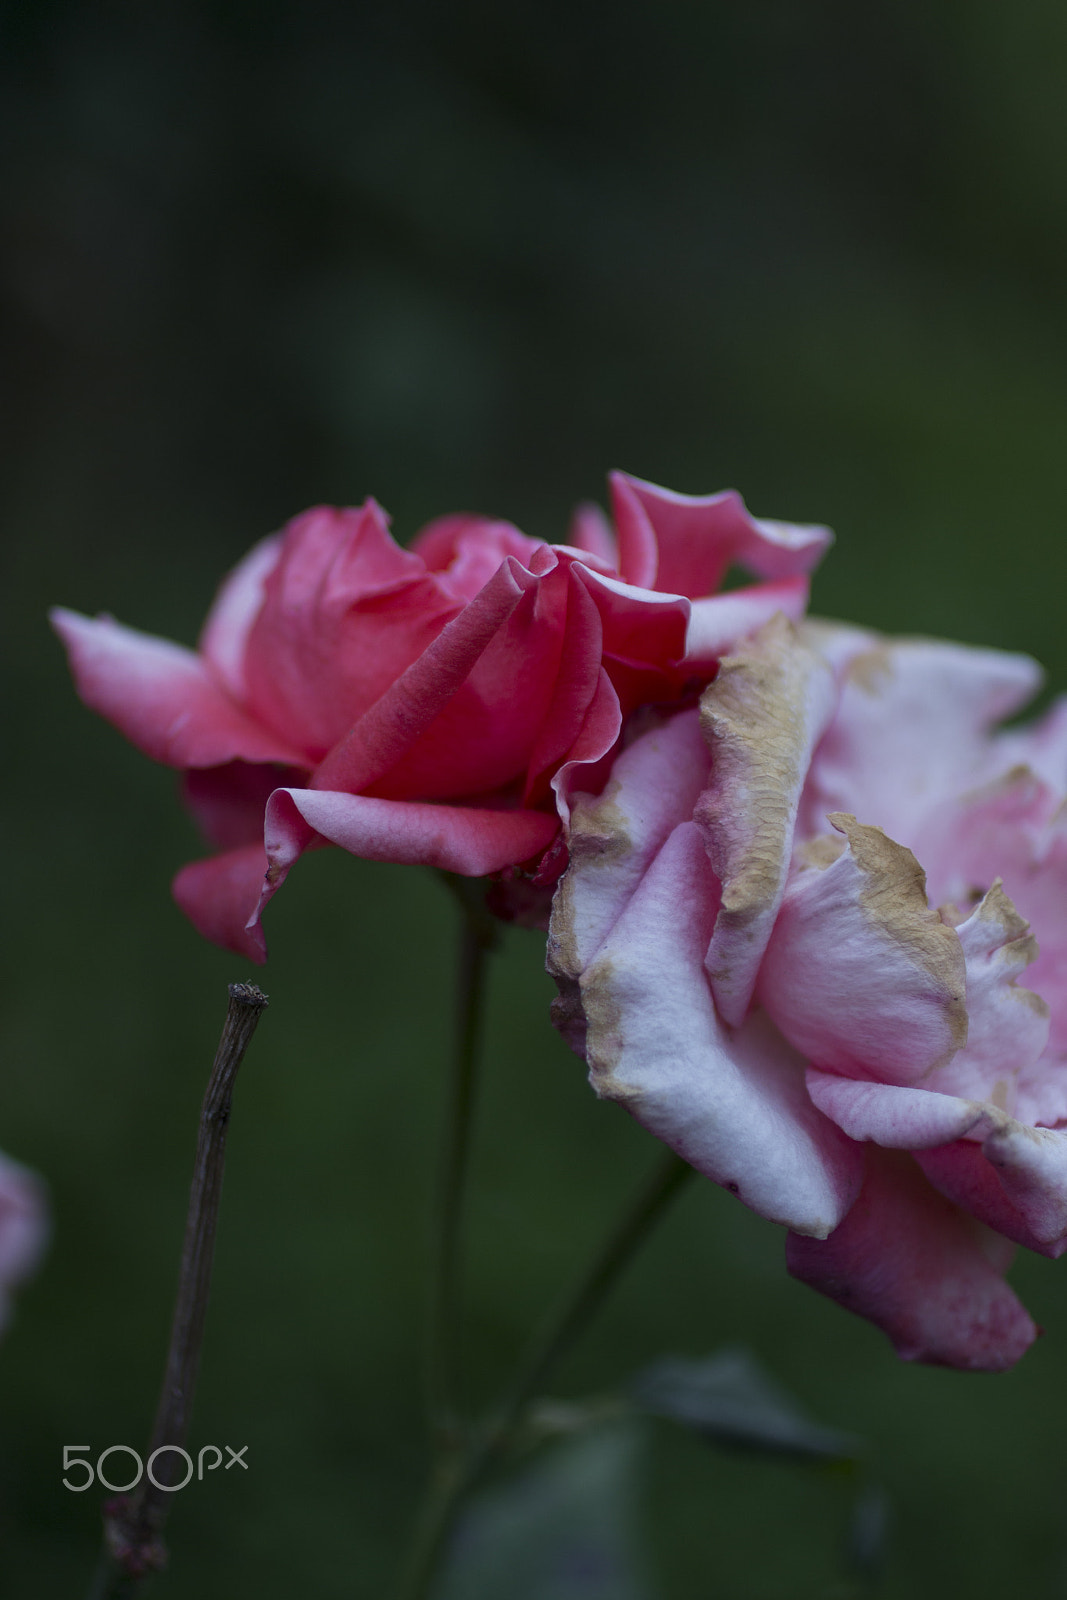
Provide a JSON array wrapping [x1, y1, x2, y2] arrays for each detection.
[[548, 614, 1067, 1370], [52, 476, 829, 962], [0, 1152, 48, 1334]]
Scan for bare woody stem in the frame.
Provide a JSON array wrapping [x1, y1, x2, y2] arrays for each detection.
[[87, 982, 268, 1600]]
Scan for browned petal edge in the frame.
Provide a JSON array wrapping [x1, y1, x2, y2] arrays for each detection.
[[697, 614, 831, 977], [570, 952, 643, 1104], [795, 833, 846, 870], [840, 643, 896, 693], [547, 944, 638, 1103], [828, 812, 968, 1065], [546, 776, 628, 982], [547, 777, 631, 1066], [547, 777, 651, 1101], [959, 880, 1048, 1022]]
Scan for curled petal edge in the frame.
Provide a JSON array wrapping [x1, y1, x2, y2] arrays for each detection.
[[249, 789, 560, 946]]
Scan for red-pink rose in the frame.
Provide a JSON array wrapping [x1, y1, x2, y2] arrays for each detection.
[[52, 475, 829, 962]]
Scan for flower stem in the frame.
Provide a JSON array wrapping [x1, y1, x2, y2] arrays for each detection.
[[426, 879, 497, 1448], [483, 1145, 694, 1456], [396, 1145, 694, 1600], [85, 982, 268, 1600]]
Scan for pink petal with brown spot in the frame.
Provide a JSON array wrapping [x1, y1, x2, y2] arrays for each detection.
[[758, 814, 967, 1085], [697, 616, 837, 1026]]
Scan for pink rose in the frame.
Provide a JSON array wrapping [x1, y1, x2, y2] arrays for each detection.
[[52, 476, 829, 961], [0, 1151, 48, 1334], [549, 614, 1067, 1370]]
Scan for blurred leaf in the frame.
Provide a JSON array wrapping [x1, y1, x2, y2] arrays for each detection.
[[434, 1422, 655, 1600], [632, 1349, 862, 1463]]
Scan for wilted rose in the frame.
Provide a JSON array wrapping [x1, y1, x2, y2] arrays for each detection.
[[549, 614, 1067, 1370], [52, 475, 828, 961]]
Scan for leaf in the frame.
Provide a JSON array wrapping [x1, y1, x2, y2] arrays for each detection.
[[631, 1348, 862, 1462], [434, 1421, 655, 1600]]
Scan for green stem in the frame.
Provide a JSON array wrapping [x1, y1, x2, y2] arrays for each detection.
[[396, 1146, 694, 1600], [394, 1453, 469, 1600], [484, 1147, 693, 1456], [426, 884, 495, 1446]]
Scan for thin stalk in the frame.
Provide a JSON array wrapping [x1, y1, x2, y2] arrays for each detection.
[[484, 1146, 693, 1454], [87, 982, 268, 1600], [396, 1146, 694, 1600], [426, 882, 496, 1446]]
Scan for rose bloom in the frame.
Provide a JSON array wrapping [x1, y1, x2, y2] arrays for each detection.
[[549, 614, 1067, 1370], [0, 1152, 48, 1335], [52, 475, 828, 961]]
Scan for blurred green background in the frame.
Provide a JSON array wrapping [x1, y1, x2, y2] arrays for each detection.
[[5, 1, 1067, 1594]]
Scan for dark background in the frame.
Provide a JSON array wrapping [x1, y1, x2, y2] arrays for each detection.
[[5, 2, 1067, 1595]]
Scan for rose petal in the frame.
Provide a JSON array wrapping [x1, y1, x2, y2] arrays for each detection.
[[607, 473, 660, 589], [198, 534, 281, 700], [409, 513, 544, 601], [243, 502, 458, 760], [574, 566, 691, 689], [804, 877, 1050, 1144], [926, 884, 1049, 1105], [786, 1146, 1036, 1371], [568, 501, 619, 570], [996, 694, 1067, 791], [311, 555, 541, 796], [696, 615, 837, 1026], [684, 577, 811, 666], [799, 635, 1044, 851], [182, 762, 305, 851], [916, 769, 1067, 1111], [985, 1122, 1067, 1249], [548, 708, 711, 985], [552, 820, 862, 1236], [549, 667, 625, 830], [366, 558, 570, 802], [918, 1124, 1067, 1259], [804, 876, 1065, 1259], [50, 609, 306, 768], [807, 1086, 1067, 1258], [275, 789, 558, 874], [172, 843, 271, 963], [522, 567, 605, 805], [610, 472, 832, 599], [806, 1071, 989, 1149], [758, 814, 967, 1085], [249, 789, 560, 942]]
